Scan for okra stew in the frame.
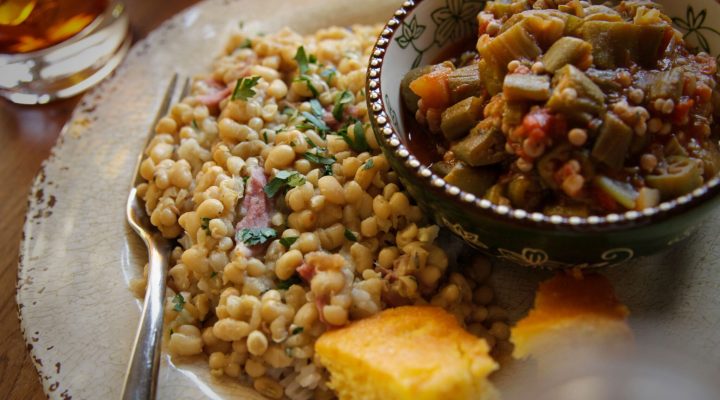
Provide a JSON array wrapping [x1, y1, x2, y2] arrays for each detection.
[[401, 0, 720, 216]]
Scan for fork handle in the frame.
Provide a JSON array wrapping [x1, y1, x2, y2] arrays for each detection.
[[121, 237, 170, 400]]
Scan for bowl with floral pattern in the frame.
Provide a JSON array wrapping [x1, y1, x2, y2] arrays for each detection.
[[367, 0, 720, 268]]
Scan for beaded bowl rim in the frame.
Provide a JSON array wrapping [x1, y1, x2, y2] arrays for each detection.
[[365, 0, 720, 231]]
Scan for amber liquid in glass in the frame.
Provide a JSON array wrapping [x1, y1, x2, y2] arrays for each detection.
[[0, 0, 108, 54]]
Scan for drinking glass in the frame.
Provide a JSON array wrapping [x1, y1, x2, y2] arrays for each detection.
[[0, 0, 130, 104]]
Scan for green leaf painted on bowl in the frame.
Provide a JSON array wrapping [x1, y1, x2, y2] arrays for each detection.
[[431, 0, 483, 46], [394, 0, 487, 68], [397, 15, 426, 49], [672, 5, 720, 60], [384, 93, 399, 126]]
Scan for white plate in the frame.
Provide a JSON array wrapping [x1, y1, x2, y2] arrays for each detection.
[[17, 0, 720, 398]]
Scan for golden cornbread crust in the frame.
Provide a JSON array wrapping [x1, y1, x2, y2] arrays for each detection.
[[511, 273, 632, 359], [315, 306, 498, 400]]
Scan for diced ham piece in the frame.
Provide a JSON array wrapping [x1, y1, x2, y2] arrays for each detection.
[[315, 297, 328, 325], [238, 166, 271, 229], [296, 262, 316, 281], [347, 105, 364, 119], [196, 63, 255, 109], [322, 112, 335, 123], [233, 65, 253, 80], [235, 166, 272, 256], [197, 87, 231, 109], [323, 112, 341, 131]]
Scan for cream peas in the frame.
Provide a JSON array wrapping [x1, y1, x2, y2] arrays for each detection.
[[134, 24, 510, 399]]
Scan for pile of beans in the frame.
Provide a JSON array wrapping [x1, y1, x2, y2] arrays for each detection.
[[131, 25, 511, 399]]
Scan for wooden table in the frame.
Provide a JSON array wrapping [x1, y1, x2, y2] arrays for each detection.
[[0, 1, 198, 398]]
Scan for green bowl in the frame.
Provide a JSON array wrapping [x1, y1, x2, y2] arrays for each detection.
[[366, 0, 720, 268]]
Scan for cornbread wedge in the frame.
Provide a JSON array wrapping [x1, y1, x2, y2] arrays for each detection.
[[511, 273, 632, 361], [315, 306, 498, 400]]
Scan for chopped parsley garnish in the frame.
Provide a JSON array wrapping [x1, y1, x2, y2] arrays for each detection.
[[338, 120, 369, 152], [300, 111, 329, 133], [305, 136, 318, 148], [291, 326, 304, 335], [238, 38, 252, 49], [344, 228, 358, 242], [172, 294, 185, 312], [200, 217, 211, 234], [231, 75, 261, 101], [286, 171, 306, 187], [282, 106, 296, 116], [262, 130, 269, 143], [303, 151, 336, 166], [237, 227, 276, 246], [309, 54, 318, 64], [332, 90, 353, 121], [309, 99, 325, 116], [294, 75, 319, 97], [304, 151, 335, 176], [279, 236, 299, 248], [352, 121, 369, 151], [320, 67, 336, 84], [210, 271, 218, 278], [277, 274, 302, 290], [191, 119, 200, 131], [363, 159, 374, 170], [264, 170, 307, 197], [294, 46, 311, 75]]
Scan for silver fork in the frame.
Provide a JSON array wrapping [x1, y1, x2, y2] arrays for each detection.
[[122, 73, 189, 400]]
